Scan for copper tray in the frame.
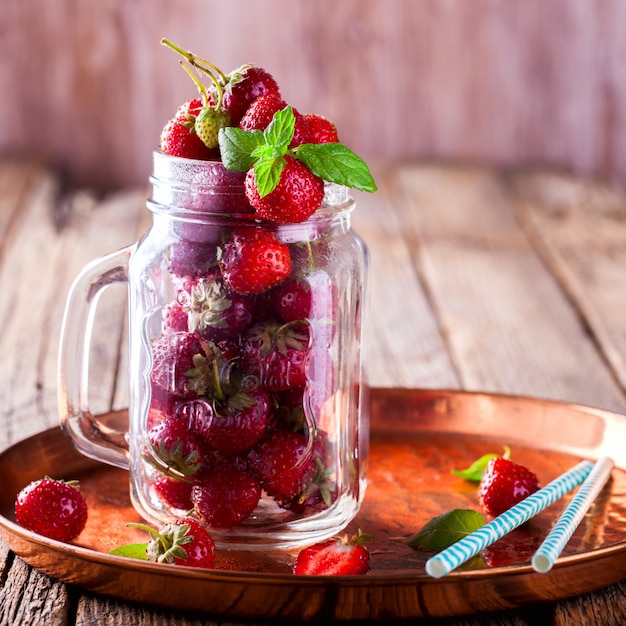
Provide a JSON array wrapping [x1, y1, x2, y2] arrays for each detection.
[[1, 388, 626, 621]]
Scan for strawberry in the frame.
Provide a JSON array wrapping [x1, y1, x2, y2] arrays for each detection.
[[219, 229, 291, 295], [191, 467, 261, 529], [161, 300, 189, 334], [177, 276, 254, 342], [201, 388, 271, 454], [148, 380, 186, 418], [272, 278, 315, 322], [284, 430, 337, 514], [478, 457, 540, 517], [15, 477, 88, 542], [150, 332, 209, 398], [222, 64, 281, 125], [291, 113, 339, 147], [239, 93, 290, 132], [481, 527, 543, 567], [160, 99, 215, 160], [146, 413, 206, 478], [248, 429, 316, 505], [292, 529, 372, 575], [241, 320, 311, 391], [194, 104, 231, 150], [167, 240, 217, 279], [245, 155, 325, 224], [144, 517, 216, 569], [153, 475, 194, 510], [272, 272, 334, 324]]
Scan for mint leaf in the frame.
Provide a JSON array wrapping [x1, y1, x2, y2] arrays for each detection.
[[218, 127, 264, 171], [251, 143, 284, 160], [294, 143, 377, 192], [109, 543, 149, 560], [408, 509, 485, 551], [253, 156, 286, 197], [263, 106, 296, 150], [451, 453, 499, 481]]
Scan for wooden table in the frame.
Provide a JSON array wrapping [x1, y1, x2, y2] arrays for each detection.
[[1, 156, 625, 625]]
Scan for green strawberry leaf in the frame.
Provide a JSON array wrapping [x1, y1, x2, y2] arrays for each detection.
[[109, 543, 149, 560], [218, 127, 264, 171], [451, 453, 500, 482], [408, 509, 485, 552], [263, 105, 296, 150], [253, 156, 286, 198], [451, 446, 511, 481], [293, 142, 377, 192]]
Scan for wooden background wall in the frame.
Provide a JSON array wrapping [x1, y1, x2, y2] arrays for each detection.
[[1, 0, 625, 191]]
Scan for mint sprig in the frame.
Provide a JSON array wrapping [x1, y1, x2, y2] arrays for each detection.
[[218, 127, 264, 171], [218, 106, 377, 198], [408, 509, 485, 552], [293, 143, 377, 192]]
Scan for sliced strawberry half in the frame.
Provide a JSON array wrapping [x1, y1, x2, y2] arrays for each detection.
[[292, 529, 372, 575]]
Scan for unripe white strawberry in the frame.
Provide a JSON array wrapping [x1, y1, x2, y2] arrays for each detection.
[[195, 107, 231, 149]]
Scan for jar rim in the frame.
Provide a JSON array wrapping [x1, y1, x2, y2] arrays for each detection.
[[149, 150, 353, 218]]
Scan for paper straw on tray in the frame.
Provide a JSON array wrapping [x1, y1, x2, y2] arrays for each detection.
[[425, 459, 594, 578], [531, 456, 614, 573]]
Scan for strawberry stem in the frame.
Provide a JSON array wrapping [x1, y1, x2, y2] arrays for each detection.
[[161, 38, 228, 83], [161, 38, 227, 109], [212, 358, 225, 401], [127, 522, 171, 550], [179, 62, 210, 107], [305, 241, 314, 271]]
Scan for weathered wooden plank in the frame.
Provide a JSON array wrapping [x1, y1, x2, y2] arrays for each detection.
[[352, 163, 459, 389], [553, 581, 626, 626], [0, 160, 145, 451], [73, 592, 545, 626], [0, 556, 69, 626], [510, 170, 626, 399], [1, 1, 626, 190], [395, 163, 626, 413], [75, 594, 248, 625], [0, 158, 39, 243], [112, 199, 151, 413], [0, 163, 64, 449], [75, 594, 239, 626], [50, 188, 146, 418]]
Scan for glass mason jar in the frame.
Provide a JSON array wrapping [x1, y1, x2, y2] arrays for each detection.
[[58, 151, 369, 549]]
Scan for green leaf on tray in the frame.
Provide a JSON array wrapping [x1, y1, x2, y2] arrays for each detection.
[[451, 453, 500, 481], [408, 509, 486, 552], [109, 543, 149, 560], [451, 445, 511, 481]]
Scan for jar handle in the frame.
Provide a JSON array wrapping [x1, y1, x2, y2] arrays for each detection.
[[58, 245, 135, 470]]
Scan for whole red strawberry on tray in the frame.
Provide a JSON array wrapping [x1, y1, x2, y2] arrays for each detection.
[[118, 518, 216, 569], [478, 456, 541, 517], [15, 476, 88, 542]]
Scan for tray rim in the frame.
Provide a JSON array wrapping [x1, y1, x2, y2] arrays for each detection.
[[1, 386, 626, 619]]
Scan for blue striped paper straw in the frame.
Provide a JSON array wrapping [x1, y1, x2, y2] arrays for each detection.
[[531, 456, 614, 573], [425, 459, 594, 578]]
